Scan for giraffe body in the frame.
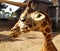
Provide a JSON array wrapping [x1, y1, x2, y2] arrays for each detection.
[[10, 1, 57, 51]]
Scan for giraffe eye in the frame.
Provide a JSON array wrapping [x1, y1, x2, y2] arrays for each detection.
[[37, 14, 41, 18]]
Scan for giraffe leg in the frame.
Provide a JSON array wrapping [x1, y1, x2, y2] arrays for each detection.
[[10, 21, 21, 38]]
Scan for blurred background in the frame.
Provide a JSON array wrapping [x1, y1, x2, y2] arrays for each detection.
[[0, 0, 60, 32]]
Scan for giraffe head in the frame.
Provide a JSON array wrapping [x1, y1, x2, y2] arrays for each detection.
[[10, 1, 52, 38], [19, 1, 51, 32]]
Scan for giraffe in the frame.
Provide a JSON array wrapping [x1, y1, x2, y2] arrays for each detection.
[[10, 1, 57, 51]]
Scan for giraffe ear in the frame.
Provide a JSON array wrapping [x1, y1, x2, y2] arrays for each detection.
[[27, 1, 33, 8]]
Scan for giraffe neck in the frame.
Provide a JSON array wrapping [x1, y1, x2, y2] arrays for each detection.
[[42, 24, 52, 45], [43, 33, 57, 51], [43, 33, 52, 45]]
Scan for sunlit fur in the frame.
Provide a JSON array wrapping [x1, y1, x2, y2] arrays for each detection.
[[10, 1, 57, 51]]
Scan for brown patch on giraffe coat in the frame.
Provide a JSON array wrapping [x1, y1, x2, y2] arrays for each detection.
[[41, 21, 48, 27], [45, 26, 52, 34]]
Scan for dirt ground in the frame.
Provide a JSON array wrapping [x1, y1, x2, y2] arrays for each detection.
[[0, 21, 60, 51]]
